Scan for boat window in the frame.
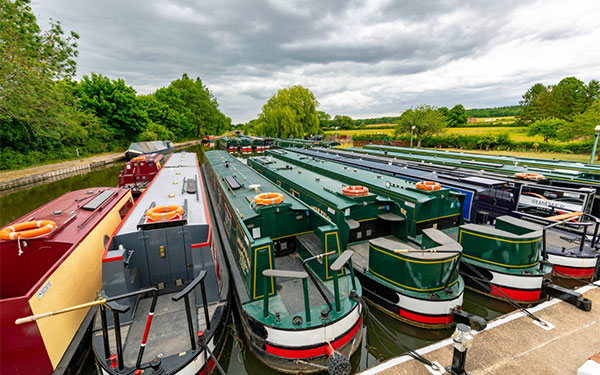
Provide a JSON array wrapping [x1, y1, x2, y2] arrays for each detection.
[[119, 197, 134, 219], [290, 189, 300, 198]]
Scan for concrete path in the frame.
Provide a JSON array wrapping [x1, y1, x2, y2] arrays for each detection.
[[361, 282, 600, 375]]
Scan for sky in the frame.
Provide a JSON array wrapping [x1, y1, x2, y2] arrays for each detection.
[[32, 0, 600, 124]]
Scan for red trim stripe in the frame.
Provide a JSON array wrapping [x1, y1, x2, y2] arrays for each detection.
[[490, 284, 540, 302], [553, 265, 595, 278], [265, 317, 362, 359], [399, 309, 453, 325], [191, 228, 212, 249], [141, 313, 154, 345]]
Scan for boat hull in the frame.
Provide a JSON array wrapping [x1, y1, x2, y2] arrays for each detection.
[[460, 260, 550, 304], [547, 252, 598, 279], [356, 268, 463, 329]]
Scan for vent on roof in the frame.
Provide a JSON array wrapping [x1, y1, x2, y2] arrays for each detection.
[[82, 190, 115, 211]]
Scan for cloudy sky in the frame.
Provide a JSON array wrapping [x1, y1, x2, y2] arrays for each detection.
[[32, 0, 600, 123]]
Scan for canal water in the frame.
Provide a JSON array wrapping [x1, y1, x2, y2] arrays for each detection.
[[0, 145, 512, 374]]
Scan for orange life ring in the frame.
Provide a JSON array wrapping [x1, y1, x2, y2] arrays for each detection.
[[0, 220, 57, 240], [146, 205, 184, 221], [254, 192, 284, 205], [342, 185, 369, 196], [416, 181, 441, 191], [515, 172, 545, 181], [132, 156, 146, 161]]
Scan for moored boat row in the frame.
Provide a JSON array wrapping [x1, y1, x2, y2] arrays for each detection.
[[2, 145, 597, 375]]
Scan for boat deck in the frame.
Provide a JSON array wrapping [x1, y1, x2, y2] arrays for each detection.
[[274, 254, 334, 315], [95, 292, 222, 366], [359, 283, 600, 375], [349, 237, 420, 270]]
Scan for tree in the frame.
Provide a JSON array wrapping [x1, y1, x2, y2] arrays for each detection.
[[447, 104, 468, 127], [255, 85, 319, 138], [0, 0, 83, 152], [557, 99, 600, 141], [73, 73, 149, 143], [333, 115, 354, 129], [527, 118, 564, 142], [395, 105, 446, 147]]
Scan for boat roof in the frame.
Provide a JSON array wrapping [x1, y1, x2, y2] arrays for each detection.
[[250, 156, 368, 210], [204, 151, 310, 223], [128, 140, 173, 153], [271, 149, 450, 203], [292, 148, 506, 192], [115, 152, 208, 235], [1, 187, 130, 246]]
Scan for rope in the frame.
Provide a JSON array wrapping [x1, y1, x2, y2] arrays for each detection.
[[293, 359, 328, 370], [350, 294, 440, 370], [461, 261, 547, 326]]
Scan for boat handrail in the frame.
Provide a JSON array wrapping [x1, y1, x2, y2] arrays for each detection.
[[262, 269, 311, 322], [301, 251, 337, 317], [98, 287, 159, 372], [171, 270, 210, 352], [329, 250, 357, 312]]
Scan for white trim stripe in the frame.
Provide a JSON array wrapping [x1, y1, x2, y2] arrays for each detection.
[[489, 270, 543, 290], [548, 254, 597, 268], [397, 292, 463, 315]]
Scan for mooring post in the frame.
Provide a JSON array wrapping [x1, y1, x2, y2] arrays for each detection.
[[446, 323, 473, 375]]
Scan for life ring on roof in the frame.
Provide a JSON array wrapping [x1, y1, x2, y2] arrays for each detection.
[[515, 172, 545, 181], [254, 192, 284, 205], [342, 185, 369, 196], [146, 205, 184, 221], [132, 156, 146, 161], [0, 220, 57, 240], [416, 181, 441, 191]]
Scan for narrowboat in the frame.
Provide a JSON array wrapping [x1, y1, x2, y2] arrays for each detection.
[[266, 149, 465, 238], [248, 156, 469, 329], [202, 150, 363, 374], [238, 136, 252, 154], [220, 137, 239, 153], [290, 147, 516, 223], [93, 151, 230, 375], [125, 140, 174, 161], [118, 153, 165, 199], [249, 136, 266, 153], [1, 187, 134, 375], [266, 149, 560, 303], [202, 135, 216, 148], [365, 144, 600, 175]]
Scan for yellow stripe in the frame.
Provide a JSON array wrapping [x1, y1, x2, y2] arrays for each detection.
[[252, 245, 274, 299], [370, 244, 459, 264], [416, 213, 460, 224], [271, 230, 314, 241], [369, 268, 459, 292], [459, 229, 541, 244], [461, 253, 539, 268]]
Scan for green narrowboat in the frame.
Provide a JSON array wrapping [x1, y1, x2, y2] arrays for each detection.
[[248, 155, 466, 328], [365, 144, 600, 175], [202, 151, 363, 374], [219, 137, 239, 153], [266, 149, 465, 238], [238, 136, 252, 154]]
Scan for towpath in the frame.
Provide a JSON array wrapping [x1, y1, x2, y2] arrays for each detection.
[[0, 139, 203, 194]]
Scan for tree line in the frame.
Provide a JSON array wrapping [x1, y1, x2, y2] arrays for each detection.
[[0, 0, 230, 170]]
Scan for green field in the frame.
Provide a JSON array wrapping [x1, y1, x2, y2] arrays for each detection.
[[325, 126, 542, 142]]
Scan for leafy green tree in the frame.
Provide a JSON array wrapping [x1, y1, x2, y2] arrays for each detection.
[[0, 0, 83, 152], [255, 85, 319, 138], [438, 107, 449, 121], [333, 115, 354, 129], [395, 105, 446, 147], [447, 104, 468, 127], [139, 121, 175, 141], [527, 118, 564, 142], [73, 73, 149, 143], [518, 83, 552, 124], [557, 99, 600, 141]]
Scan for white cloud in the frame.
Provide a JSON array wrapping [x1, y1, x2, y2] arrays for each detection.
[[31, 0, 600, 123]]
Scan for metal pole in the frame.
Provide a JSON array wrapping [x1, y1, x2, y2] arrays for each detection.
[[302, 278, 311, 322], [263, 275, 270, 318], [184, 295, 197, 351], [410, 126, 415, 148], [590, 132, 599, 164], [332, 272, 341, 312]]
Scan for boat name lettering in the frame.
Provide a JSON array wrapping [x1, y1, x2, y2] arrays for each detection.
[[38, 281, 51, 300], [405, 201, 415, 208], [310, 206, 333, 222]]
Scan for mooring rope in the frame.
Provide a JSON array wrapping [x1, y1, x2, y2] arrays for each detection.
[[350, 294, 440, 371]]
